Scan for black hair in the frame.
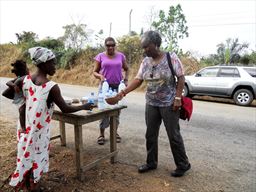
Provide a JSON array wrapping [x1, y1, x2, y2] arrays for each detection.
[[142, 30, 162, 47], [11, 60, 29, 77], [104, 37, 116, 45]]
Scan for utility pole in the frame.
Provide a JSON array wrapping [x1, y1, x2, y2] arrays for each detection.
[[109, 22, 112, 36], [129, 9, 133, 35]]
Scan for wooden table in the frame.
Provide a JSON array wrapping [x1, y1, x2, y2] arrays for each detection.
[[51, 105, 127, 180]]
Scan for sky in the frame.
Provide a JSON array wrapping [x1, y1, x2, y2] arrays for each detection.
[[0, 0, 255, 56]]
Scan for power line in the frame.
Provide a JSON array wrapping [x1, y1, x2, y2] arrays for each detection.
[[189, 22, 256, 27]]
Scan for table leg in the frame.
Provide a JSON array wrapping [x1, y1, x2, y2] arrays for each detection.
[[74, 124, 83, 180], [59, 121, 66, 146], [110, 115, 117, 163]]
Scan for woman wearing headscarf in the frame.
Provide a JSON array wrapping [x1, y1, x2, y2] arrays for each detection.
[[117, 31, 191, 177], [9, 47, 94, 191]]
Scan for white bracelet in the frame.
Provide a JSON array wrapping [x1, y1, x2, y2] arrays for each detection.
[[175, 97, 181, 100]]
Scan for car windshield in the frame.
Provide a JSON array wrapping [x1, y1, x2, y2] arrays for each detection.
[[243, 68, 256, 77]]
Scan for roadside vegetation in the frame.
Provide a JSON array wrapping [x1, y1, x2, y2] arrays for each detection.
[[0, 4, 255, 89]]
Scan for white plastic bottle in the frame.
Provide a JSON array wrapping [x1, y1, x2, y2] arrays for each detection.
[[102, 79, 109, 97], [98, 91, 105, 110], [118, 80, 126, 105], [104, 89, 111, 108], [88, 92, 95, 104], [112, 89, 118, 107]]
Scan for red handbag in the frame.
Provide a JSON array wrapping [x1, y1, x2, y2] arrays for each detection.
[[180, 96, 193, 121]]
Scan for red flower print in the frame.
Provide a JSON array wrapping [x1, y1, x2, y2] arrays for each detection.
[[26, 126, 31, 134], [22, 146, 26, 151], [33, 120, 36, 124], [24, 137, 27, 142], [40, 170, 43, 176], [36, 112, 41, 118], [18, 131, 21, 140], [12, 172, 19, 178], [45, 116, 51, 123], [17, 158, 20, 162], [42, 83, 46, 88], [32, 162, 38, 170], [24, 151, 30, 158], [36, 122, 43, 129], [30, 139, 33, 144], [29, 87, 34, 96], [33, 98, 37, 102]]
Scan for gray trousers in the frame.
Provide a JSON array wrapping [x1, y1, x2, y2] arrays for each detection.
[[145, 104, 189, 169], [100, 116, 120, 129], [99, 83, 120, 129]]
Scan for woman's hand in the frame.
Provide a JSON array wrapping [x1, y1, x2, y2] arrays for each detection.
[[14, 84, 20, 93], [116, 92, 124, 101], [124, 79, 128, 86], [173, 98, 182, 111], [100, 75, 105, 82]]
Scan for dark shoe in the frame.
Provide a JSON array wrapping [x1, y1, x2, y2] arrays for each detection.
[[97, 136, 105, 145], [116, 134, 121, 143], [138, 164, 157, 173], [171, 163, 191, 177]]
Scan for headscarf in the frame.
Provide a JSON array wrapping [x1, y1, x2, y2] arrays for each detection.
[[28, 47, 55, 65]]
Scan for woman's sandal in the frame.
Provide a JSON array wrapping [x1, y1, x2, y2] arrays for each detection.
[[97, 136, 105, 145], [116, 134, 121, 143]]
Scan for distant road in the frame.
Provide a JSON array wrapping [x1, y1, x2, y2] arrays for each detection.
[[1, 77, 256, 192]]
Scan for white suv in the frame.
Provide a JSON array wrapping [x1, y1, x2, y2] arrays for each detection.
[[184, 65, 256, 106]]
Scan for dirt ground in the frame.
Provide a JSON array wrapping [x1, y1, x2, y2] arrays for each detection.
[[0, 116, 177, 192]]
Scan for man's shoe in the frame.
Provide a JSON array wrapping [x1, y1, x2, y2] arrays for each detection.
[[171, 163, 191, 177], [138, 164, 157, 173]]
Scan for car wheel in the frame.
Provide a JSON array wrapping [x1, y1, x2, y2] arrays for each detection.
[[183, 85, 189, 97], [233, 89, 253, 106]]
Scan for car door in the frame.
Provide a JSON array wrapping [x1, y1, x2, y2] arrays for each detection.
[[215, 67, 240, 95], [189, 67, 219, 94]]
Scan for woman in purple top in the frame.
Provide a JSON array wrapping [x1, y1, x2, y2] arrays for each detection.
[[93, 37, 129, 145]]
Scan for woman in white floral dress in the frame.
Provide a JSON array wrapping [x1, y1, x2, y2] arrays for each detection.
[[9, 47, 94, 192]]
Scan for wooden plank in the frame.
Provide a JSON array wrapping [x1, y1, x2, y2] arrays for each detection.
[[52, 106, 127, 125], [74, 124, 83, 180], [50, 135, 61, 141], [82, 151, 118, 172], [59, 120, 66, 146], [110, 115, 117, 163]]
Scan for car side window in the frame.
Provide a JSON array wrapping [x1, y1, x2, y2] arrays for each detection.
[[218, 68, 240, 77], [243, 68, 256, 77], [198, 68, 219, 77]]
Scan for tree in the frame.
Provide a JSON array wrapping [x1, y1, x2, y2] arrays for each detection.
[[37, 37, 65, 50], [151, 4, 188, 52], [143, 6, 159, 30], [117, 35, 143, 66], [217, 38, 249, 64], [60, 23, 91, 51], [240, 51, 256, 65], [15, 31, 38, 44]]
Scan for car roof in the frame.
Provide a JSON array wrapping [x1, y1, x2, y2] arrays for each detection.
[[208, 65, 256, 68]]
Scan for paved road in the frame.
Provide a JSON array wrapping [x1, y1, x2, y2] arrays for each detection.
[[1, 77, 256, 192]]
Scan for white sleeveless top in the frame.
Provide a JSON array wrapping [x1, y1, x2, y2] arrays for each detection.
[[10, 75, 56, 186]]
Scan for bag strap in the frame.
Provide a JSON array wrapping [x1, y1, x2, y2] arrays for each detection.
[[166, 52, 176, 85]]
